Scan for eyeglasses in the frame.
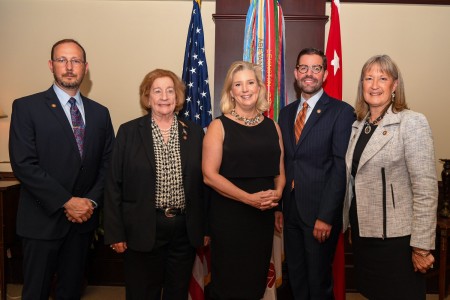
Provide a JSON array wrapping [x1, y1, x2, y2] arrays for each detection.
[[52, 58, 85, 67], [296, 64, 323, 74]]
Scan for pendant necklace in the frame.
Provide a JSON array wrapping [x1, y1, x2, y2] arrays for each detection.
[[231, 109, 262, 126], [364, 114, 384, 134]]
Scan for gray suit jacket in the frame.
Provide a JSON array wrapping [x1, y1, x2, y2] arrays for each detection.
[[343, 107, 438, 250]]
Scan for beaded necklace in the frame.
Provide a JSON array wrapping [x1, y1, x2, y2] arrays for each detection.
[[230, 109, 262, 126], [364, 114, 384, 134], [364, 104, 392, 134]]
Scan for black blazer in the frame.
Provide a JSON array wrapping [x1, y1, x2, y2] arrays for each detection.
[[103, 114, 206, 251], [9, 87, 115, 239]]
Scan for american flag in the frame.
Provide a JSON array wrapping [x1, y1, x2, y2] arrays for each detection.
[[180, 0, 212, 129], [184, 1, 212, 299]]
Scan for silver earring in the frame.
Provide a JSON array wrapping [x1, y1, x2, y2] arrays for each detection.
[[391, 92, 395, 101]]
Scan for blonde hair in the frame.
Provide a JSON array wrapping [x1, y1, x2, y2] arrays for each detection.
[[139, 69, 186, 112], [355, 55, 408, 121], [220, 61, 269, 114]]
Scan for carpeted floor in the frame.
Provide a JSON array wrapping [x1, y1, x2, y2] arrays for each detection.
[[2, 284, 447, 300], [4, 284, 126, 300]]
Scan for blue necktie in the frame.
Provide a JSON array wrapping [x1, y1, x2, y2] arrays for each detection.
[[68, 98, 85, 157]]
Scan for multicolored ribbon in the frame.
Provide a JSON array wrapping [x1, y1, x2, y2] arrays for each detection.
[[243, 0, 286, 121]]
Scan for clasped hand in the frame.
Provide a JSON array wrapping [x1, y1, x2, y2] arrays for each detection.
[[64, 197, 94, 223], [249, 190, 279, 211]]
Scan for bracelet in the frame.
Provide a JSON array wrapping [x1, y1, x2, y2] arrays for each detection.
[[412, 249, 431, 257]]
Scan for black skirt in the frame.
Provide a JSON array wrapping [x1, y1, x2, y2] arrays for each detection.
[[350, 199, 426, 300]]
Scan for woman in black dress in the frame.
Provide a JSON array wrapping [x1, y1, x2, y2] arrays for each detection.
[[203, 61, 285, 300]]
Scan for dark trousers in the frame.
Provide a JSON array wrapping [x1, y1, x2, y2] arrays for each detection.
[[21, 226, 91, 300], [124, 212, 195, 300], [284, 191, 340, 300]]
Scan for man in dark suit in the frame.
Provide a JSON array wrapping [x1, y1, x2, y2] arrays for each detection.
[[277, 48, 355, 299], [9, 39, 114, 300]]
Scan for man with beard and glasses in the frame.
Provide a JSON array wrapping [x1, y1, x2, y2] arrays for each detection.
[[9, 39, 114, 300], [277, 48, 355, 300]]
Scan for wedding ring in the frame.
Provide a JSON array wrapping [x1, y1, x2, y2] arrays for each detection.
[[322, 233, 326, 237]]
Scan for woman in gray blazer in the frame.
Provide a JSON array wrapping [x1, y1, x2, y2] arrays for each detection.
[[343, 55, 437, 300]]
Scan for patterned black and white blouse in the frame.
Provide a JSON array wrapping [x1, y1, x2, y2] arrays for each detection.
[[151, 116, 186, 210]]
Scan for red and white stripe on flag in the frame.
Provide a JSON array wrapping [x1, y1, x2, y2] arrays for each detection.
[[324, 1, 346, 300], [188, 246, 211, 300], [262, 229, 284, 300]]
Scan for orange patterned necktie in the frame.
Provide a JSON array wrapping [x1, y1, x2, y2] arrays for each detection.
[[292, 101, 309, 190], [294, 101, 308, 143]]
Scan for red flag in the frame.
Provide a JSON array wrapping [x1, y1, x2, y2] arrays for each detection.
[[324, 1, 346, 300], [324, 0, 342, 99]]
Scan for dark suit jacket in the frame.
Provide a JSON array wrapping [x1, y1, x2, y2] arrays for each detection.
[[9, 87, 115, 239], [103, 114, 205, 251], [278, 92, 355, 226]]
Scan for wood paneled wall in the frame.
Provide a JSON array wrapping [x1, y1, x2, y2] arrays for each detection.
[[213, 0, 327, 117]]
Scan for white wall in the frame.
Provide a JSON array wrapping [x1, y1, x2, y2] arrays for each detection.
[[1, 1, 449, 177], [328, 3, 450, 177], [0, 0, 216, 170]]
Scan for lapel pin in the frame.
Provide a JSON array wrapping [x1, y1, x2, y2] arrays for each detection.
[[51, 104, 57, 108], [178, 120, 189, 140], [317, 109, 321, 114]]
